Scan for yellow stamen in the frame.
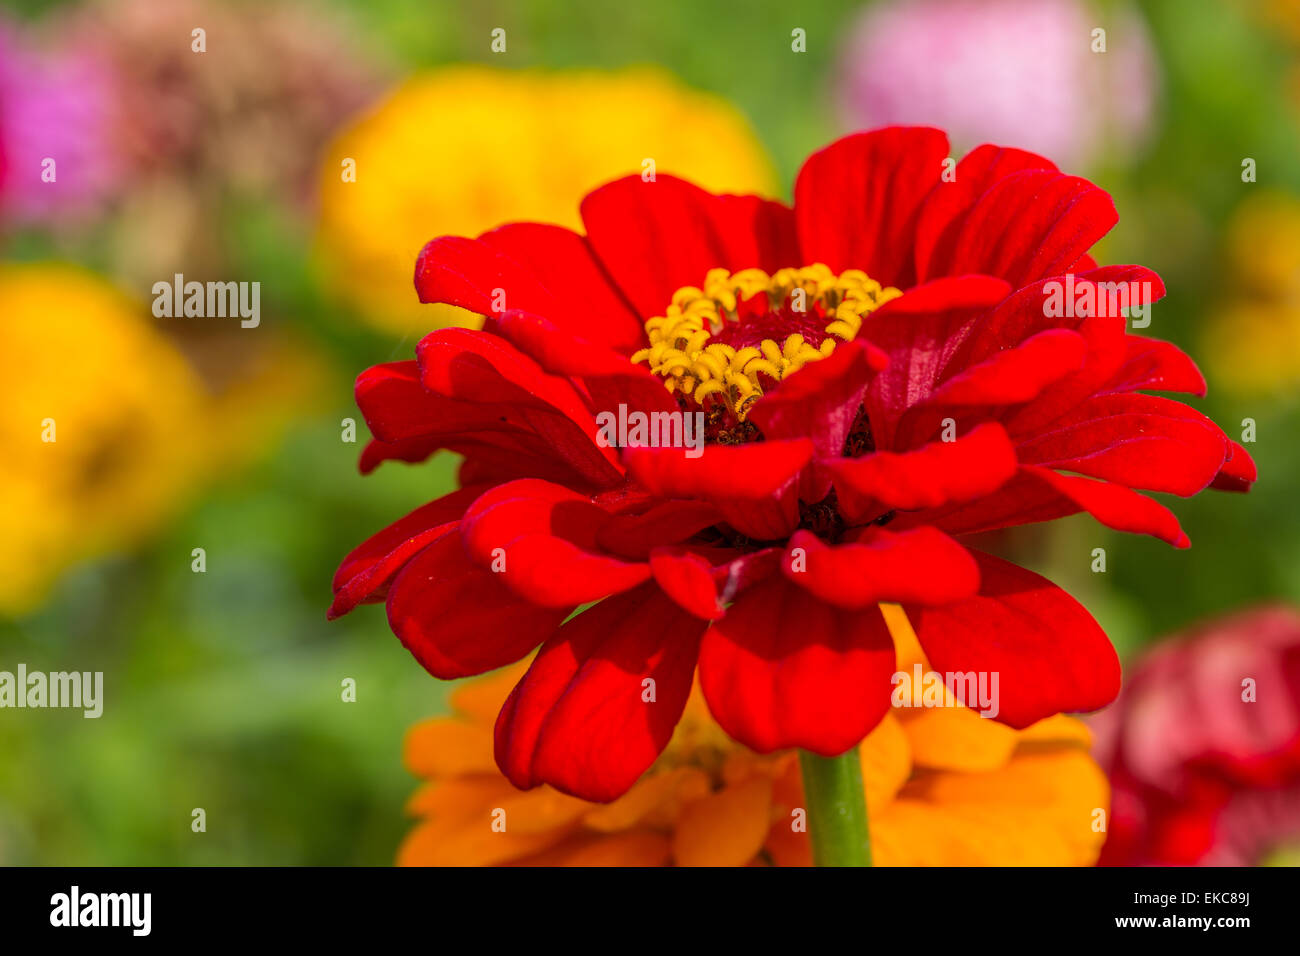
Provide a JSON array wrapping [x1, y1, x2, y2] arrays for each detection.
[[631, 265, 900, 419]]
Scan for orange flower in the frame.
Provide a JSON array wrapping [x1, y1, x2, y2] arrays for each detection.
[[399, 605, 1108, 866]]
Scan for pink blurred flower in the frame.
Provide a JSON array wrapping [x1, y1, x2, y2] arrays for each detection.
[[60, 0, 383, 205], [835, 0, 1158, 170], [23, 0, 387, 282], [1093, 606, 1300, 865], [0, 23, 120, 223]]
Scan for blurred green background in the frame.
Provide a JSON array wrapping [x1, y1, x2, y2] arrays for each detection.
[[1, 0, 1297, 864]]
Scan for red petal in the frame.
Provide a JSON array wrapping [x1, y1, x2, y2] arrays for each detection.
[[595, 500, 721, 559], [947, 265, 1163, 372], [355, 360, 446, 445], [1210, 439, 1257, 492], [580, 175, 799, 319], [892, 468, 1081, 537], [622, 439, 813, 539], [386, 530, 570, 679], [329, 484, 487, 618], [460, 479, 650, 607], [937, 169, 1118, 286], [489, 535, 652, 608], [827, 422, 1018, 519], [1015, 393, 1230, 496], [415, 330, 623, 487], [491, 309, 637, 377], [699, 577, 896, 754], [890, 327, 1089, 452], [355, 357, 617, 487], [358, 435, 441, 474], [495, 584, 707, 801], [476, 222, 644, 351], [649, 548, 724, 620], [453, 435, 618, 487], [414, 223, 643, 352], [648, 545, 785, 620], [794, 127, 950, 287], [1001, 315, 1129, 436], [859, 275, 1013, 450], [711, 547, 783, 604], [624, 438, 811, 498], [781, 527, 979, 608], [414, 235, 554, 317], [1018, 465, 1189, 547], [907, 551, 1121, 728], [417, 328, 595, 424], [924, 328, 1087, 407], [914, 143, 1057, 283], [583, 365, 682, 425], [896, 270, 1163, 447], [747, 339, 888, 489], [1101, 335, 1207, 397]]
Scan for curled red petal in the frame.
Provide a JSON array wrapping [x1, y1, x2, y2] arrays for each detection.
[[386, 531, 571, 680], [828, 422, 1018, 519], [416, 329, 623, 487], [1018, 465, 1189, 548], [1210, 439, 1257, 493], [699, 576, 896, 754], [649, 548, 725, 620], [623, 439, 812, 499], [1102, 335, 1207, 397], [460, 479, 650, 607], [623, 440, 813, 539], [781, 527, 979, 608], [329, 484, 488, 618], [495, 584, 707, 801]]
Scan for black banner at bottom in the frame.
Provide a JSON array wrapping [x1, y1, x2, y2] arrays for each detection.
[[0, 864, 1275, 942]]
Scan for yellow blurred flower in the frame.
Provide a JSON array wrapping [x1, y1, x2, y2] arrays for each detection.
[[0, 264, 206, 614], [316, 66, 777, 335], [1203, 190, 1300, 395], [0, 263, 329, 616], [399, 606, 1108, 866]]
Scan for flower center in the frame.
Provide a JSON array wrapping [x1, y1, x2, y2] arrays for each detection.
[[631, 264, 900, 420]]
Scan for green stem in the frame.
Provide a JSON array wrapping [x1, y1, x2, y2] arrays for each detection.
[[798, 749, 872, 867]]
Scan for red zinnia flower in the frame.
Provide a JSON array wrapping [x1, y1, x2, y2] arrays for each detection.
[[332, 127, 1254, 802]]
